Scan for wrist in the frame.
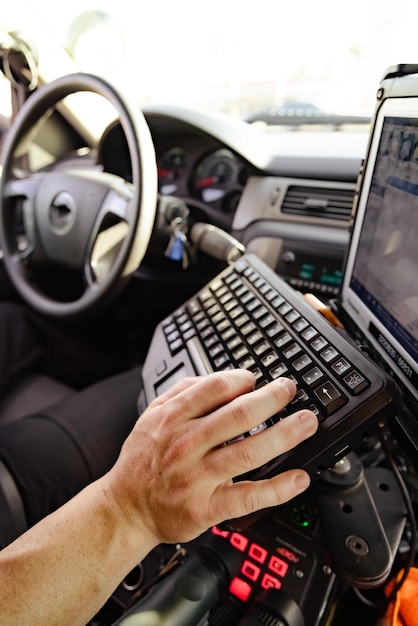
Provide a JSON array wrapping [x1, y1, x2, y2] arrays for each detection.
[[96, 471, 160, 561]]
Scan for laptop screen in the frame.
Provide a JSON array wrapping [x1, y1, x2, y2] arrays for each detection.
[[341, 96, 418, 406]]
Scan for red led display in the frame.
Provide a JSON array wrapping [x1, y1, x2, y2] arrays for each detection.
[[261, 573, 282, 590], [229, 577, 252, 602], [248, 543, 268, 564], [230, 532, 249, 552], [268, 555, 289, 577], [211, 526, 229, 538], [241, 560, 261, 582]]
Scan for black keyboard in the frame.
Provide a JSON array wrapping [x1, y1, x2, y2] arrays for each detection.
[[140, 254, 401, 479]]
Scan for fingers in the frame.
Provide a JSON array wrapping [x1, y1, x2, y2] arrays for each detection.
[[203, 376, 297, 446], [147, 371, 315, 477], [211, 469, 311, 523], [149, 375, 203, 407], [150, 369, 257, 420], [209, 408, 318, 480]]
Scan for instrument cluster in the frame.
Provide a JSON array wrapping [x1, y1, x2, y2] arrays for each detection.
[[158, 146, 248, 214]]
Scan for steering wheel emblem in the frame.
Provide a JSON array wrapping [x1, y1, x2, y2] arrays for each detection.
[[49, 191, 76, 233]]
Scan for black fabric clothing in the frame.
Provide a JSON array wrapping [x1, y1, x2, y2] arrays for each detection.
[[0, 367, 141, 527], [0, 304, 42, 400], [0, 302, 142, 532]]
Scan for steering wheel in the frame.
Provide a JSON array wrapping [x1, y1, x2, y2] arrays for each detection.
[[0, 73, 158, 318]]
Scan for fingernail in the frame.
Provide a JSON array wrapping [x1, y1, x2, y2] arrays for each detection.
[[277, 377, 296, 395], [298, 411, 318, 435], [294, 471, 310, 492]]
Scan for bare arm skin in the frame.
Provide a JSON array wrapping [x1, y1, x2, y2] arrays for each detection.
[[0, 370, 318, 625]]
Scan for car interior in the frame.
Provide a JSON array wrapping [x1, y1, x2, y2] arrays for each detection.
[[0, 4, 417, 626]]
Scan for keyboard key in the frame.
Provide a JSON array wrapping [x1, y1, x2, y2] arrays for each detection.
[[230, 306, 244, 319], [293, 317, 309, 333], [278, 302, 292, 316], [215, 319, 230, 332], [187, 299, 201, 315], [247, 298, 262, 311], [235, 313, 251, 328], [250, 367, 264, 381], [283, 342, 302, 360], [271, 295, 285, 308], [261, 352, 279, 367], [240, 291, 254, 305], [292, 353, 313, 372], [266, 322, 285, 338], [210, 344, 224, 358], [311, 336, 328, 352], [233, 345, 250, 361], [227, 336, 243, 351], [221, 327, 236, 341], [259, 313, 276, 329], [253, 306, 269, 320], [343, 370, 370, 394], [314, 381, 347, 415], [183, 328, 196, 341], [212, 311, 225, 325], [214, 353, 231, 368], [285, 309, 300, 324], [269, 362, 288, 378], [249, 422, 268, 435], [239, 355, 256, 369], [197, 318, 211, 332], [264, 289, 278, 302], [224, 298, 238, 311], [248, 330, 264, 345], [205, 335, 219, 349], [332, 358, 351, 375], [275, 332, 292, 348], [302, 366, 324, 386], [166, 330, 180, 343], [213, 285, 228, 299], [254, 340, 271, 356], [169, 338, 183, 355], [241, 321, 256, 335], [320, 346, 339, 363], [164, 322, 177, 335], [290, 388, 309, 405], [301, 326, 317, 341]]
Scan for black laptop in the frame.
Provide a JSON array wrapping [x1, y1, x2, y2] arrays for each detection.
[[139, 65, 418, 479]]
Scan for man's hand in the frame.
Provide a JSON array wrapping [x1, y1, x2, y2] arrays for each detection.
[[0, 369, 318, 626], [107, 369, 318, 544]]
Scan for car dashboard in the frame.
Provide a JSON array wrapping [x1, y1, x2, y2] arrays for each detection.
[[101, 104, 368, 303]]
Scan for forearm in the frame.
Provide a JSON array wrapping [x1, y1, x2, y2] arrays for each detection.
[[0, 474, 156, 626]]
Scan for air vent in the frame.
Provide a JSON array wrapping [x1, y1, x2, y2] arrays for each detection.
[[281, 185, 354, 221]]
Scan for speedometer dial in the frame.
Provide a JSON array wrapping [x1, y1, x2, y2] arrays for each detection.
[[192, 149, 239, 203], [158, 147, 188, 195]]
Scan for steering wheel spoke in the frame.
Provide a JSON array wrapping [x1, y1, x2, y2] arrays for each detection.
[[86, 180, 135, 284], [2, 175, 41, 258]]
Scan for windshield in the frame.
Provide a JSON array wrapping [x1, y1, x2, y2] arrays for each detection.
[[1, 0, 418, 124]]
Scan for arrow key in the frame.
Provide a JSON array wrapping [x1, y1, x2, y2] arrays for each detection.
[[313, 381, 347, 416]]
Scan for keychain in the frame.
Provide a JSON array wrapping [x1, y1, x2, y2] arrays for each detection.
[[165, 217, 190, 269]]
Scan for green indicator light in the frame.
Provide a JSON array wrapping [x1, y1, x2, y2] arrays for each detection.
[[299, 271, 313, 280], [290, 503, 313, 527]]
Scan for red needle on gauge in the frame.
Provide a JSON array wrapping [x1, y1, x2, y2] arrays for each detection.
[[196, 176, 219, 188], [158, 168, 173, 179]]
